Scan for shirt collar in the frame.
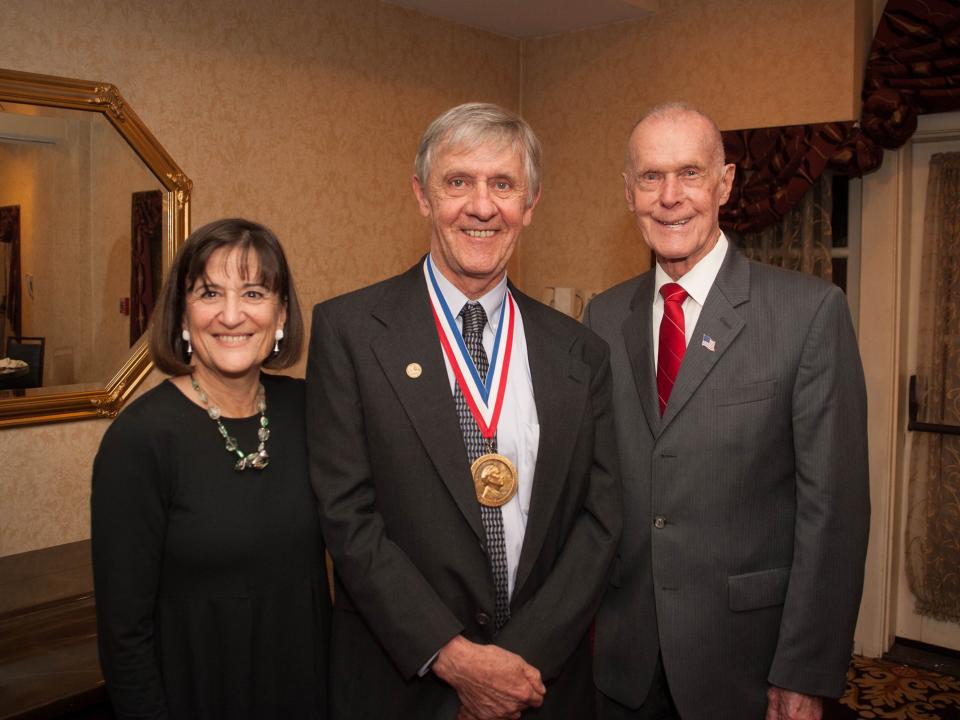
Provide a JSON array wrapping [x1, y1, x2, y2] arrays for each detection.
[[427, 254, 507, 331], [654, 231, 729, 306]]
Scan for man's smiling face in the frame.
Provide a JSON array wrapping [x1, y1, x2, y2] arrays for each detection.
[[413, 138, 538, 299], [623, 110, 735, 280]]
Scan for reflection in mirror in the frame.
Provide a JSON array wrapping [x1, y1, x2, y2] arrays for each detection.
[[0, 102, 163, 387], [0, 68, 190, 426]]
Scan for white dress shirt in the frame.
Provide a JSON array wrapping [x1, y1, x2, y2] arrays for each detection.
[[652, 232, 729, 362], [425, 256, 539, 598]]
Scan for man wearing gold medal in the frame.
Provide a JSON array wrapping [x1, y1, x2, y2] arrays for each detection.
[[306, 103, 621, 719]]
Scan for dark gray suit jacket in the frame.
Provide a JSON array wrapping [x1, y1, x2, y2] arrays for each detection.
[[585, 245, 869, 720], [306, 261, 621, 719]]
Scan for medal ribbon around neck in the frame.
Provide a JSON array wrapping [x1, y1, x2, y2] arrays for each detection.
[[425, 258, 515, 439]]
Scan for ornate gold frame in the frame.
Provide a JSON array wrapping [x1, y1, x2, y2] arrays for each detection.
[[0, 68, 191, 427]]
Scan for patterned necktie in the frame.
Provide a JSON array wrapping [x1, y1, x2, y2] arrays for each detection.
[[456, 302, 510, 630], [657, 283, 689, 416]]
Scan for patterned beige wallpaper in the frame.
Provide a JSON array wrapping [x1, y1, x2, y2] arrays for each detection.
[[517, 0, 867, 299], [0, 0, 867, 557], [0, 0, 520, 556]]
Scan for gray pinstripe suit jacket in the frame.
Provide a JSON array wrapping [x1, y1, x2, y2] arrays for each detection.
[[585, 244, 870, 720]]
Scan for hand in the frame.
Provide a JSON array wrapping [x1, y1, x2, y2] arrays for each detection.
[[765, 686, 823, 720], [457, 708, 482, 720], [433, 635, 545, 720], [456, 705, 521, 720]]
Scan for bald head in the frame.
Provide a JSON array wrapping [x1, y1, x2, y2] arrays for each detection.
[[621, 101, 735, 280], [625, 102, 726, 173]]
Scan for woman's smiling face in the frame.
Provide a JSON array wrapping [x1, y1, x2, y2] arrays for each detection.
[[182, 246, 286, 382]]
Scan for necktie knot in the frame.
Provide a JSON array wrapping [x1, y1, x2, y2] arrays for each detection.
[[660, 283, 688, 307], [460, 302, 488, 341]]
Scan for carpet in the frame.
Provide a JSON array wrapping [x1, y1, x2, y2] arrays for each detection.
[[824, 655, 960, 719]]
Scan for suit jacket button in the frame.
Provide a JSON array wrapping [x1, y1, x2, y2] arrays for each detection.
[[476, 612, 490, 626], [653, 516, 666, 529]]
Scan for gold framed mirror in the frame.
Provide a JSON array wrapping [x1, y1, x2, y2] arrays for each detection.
[[0, 68, 191, 427]]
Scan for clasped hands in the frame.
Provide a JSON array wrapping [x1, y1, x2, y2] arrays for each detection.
[[432, 635, 545, 720]]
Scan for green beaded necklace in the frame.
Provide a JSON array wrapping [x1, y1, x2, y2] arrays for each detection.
[[190, 375, 270, 471]]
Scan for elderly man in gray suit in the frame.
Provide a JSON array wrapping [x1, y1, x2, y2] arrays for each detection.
[[584, 103, 870, 720]]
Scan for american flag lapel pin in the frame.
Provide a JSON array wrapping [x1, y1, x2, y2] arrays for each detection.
[[701, 334, 716, 352]]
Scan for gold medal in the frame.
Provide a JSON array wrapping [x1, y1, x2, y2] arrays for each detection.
[[471, 453, 518, 507]]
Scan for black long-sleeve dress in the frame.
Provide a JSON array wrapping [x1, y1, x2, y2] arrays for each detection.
[[92, 375, 329, 720]]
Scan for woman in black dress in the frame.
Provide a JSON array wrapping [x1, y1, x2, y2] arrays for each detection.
[[92, 218, 329, 719]]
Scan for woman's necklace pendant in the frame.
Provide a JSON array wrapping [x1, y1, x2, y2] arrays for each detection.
[[190, 375, 270, 472]]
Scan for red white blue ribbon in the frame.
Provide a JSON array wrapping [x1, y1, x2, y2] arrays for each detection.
[[425, 258, 515, 439]]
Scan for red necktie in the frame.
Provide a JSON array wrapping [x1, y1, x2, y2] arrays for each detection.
[[657, 283, 688, 415]]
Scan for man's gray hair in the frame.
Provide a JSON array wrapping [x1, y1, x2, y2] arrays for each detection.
[[414, 102, 542, 207], [626, 101, 727, 170]]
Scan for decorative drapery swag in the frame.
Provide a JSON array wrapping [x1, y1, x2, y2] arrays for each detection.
[[861, 0, 960, 150], [906, 151, 960, 622], [720, 124, 877, 235], [720, 0, 960, 236]]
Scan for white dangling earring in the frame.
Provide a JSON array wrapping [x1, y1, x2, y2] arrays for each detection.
[[273, 327, 284, 354], [181, 329, 193, 357]]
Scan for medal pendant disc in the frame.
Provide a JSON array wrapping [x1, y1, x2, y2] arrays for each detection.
[[471, 453, 518, 507]]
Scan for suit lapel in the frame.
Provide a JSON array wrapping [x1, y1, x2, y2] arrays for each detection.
[[659, 245, 751, 430], [512, 288, 589, 597], [622, 273, 660, 436], [370, 263, 483, 540]]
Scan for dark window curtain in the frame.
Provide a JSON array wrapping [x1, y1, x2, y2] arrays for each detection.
[[0, 205, 21, 340], [130, 190, 162, 345]]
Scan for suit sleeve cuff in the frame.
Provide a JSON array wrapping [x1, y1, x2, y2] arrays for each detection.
[[418, 649, 442, 677]]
